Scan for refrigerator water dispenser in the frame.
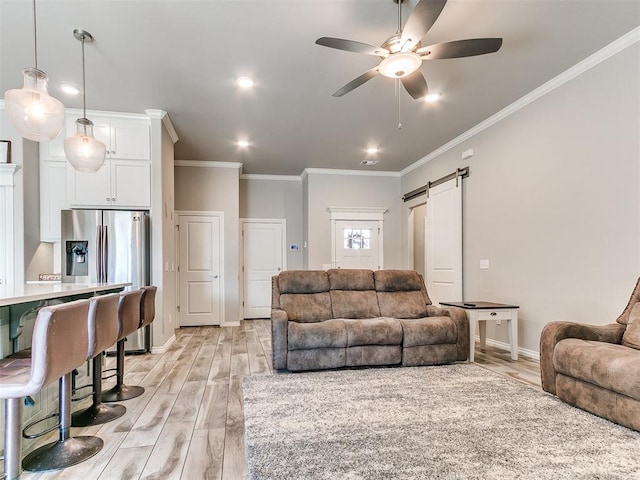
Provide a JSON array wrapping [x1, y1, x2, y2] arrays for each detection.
[[65, 240, 89, 277]]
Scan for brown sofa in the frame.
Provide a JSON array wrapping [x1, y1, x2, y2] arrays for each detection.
[[540, 278, 640, 431], [271, 269, 469, 372]]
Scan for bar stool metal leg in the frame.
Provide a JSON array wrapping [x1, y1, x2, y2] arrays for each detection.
[[3, 398, 22, 480], [22, 373, 103, 472], [101, 339, 144, 402], [72, 355, 126, 427]]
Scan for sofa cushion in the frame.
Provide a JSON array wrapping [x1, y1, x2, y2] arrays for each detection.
[[616, 276, 640, 325], [280, 292, 332, 323], [622, 302, 640, 349], [399, 317, 458, 347], [288, 319, 347, 350], [278, 270, 329, 294], [343, 317, 402, 346], [328, 269, 375, 290], [553, 338, 640, 400], [331, 290, 381, 318], [378, 291, 428, 318], [374, 270, 424, 292]]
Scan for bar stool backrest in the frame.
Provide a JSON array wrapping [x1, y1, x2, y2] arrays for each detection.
[[30, 298, 91, 392], [118, 290, 143, 340], [87, 293, 120, 358], [140, 286, 157, 329]]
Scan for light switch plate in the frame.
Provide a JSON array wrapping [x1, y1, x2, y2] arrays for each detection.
[[480, 259, 490, 269]]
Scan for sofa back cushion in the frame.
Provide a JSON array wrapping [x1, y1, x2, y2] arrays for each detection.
[[327, 269, 381, 318], [277, 270, 332, 323], [374, 270, 431, 318], [622, 303, 640, 350], [616, 277, 640, 325]]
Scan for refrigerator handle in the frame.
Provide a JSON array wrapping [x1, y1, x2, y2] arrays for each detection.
[[102, 225, 109, 283], [96, 225, 103, 282]]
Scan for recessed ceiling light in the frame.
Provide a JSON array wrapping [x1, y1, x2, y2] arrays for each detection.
[[424, 92, 441, 103], [237, 140, 250, 148], [236, 77, 254, 88], [60, 83, 80, 95], [361, 159, 379, 166], [366, 147, 380, 155]]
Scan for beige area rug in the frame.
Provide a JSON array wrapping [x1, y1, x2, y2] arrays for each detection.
[[242, 364, 640, 479]]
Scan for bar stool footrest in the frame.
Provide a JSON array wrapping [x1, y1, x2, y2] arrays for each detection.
[[22, 436, 103, 472]]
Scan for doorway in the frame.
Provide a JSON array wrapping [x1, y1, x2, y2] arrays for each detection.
[[242, 219, 286, 319], [176, 212, 224, 326]]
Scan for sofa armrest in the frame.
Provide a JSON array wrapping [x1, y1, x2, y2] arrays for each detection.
[[539, 321, 626, 395], [427, 305, 469, 361], [271, 308, 289, 370]]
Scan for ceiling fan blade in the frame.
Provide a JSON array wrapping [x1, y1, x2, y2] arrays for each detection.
[[400, 0, 447, 51], [332, 68, 379, 97], [401, 70, 429, 100], [417, 38, 503, 59], [316, 37, 389, 57]]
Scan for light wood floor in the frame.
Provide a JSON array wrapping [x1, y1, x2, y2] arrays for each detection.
[[14, 320, 541, 480]]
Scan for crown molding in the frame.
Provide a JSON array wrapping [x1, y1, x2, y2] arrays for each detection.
[[145, 109, 179, 144], [175, 160, 243, 169], [302, 168, 401, 178], [401, 26, 640, 176], [241, 174, 301, 182]]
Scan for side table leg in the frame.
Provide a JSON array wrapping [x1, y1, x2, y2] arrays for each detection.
[[469, 313, 476, 362], [479, 320, 487, 352], [508, 310, 518, 360]]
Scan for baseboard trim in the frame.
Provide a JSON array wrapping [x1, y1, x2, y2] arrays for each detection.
[[475, 336, 540, 362], [151, 334, 176, 354]]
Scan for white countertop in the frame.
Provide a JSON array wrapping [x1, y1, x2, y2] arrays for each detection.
[[0, 282, 131, 307]]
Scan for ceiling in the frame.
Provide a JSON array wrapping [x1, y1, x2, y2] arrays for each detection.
[[1, 0, 639, 175]]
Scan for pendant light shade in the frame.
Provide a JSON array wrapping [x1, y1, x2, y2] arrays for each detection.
[[3, 0, 65, 142], [64, 118, 106, 172], [64, 29, 106, 173], [5, 68, 65, 142]]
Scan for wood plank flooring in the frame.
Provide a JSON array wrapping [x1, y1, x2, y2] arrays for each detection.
[[12, 320, 541, 479]]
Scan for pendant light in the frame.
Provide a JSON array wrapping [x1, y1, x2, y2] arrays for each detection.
[[64, 29, 106, 173], [3, 0, 65, 142]]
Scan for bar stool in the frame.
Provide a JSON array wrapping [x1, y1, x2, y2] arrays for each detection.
[[71, 293, 126, 427], [140, 286, 158, 333], [101, 289, 144, 402], [0, 299, 103, 479]]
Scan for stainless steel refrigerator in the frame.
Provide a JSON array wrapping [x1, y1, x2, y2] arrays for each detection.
[[61, 209, 150, 353]]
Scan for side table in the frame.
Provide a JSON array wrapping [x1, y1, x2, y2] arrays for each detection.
[[440, 301, 520, 362]]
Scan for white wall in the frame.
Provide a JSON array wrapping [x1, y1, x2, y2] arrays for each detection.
[[239, 176, 303, 270], [401, 42, 640, 355], [174, 162, 241, 325], [304, 170, 403, 270]]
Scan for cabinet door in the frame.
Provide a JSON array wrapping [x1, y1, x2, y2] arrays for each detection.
[[111, 121, 150, 160], [40, 160, 68, 242], [111, 160, 151, 207], [68, 161, 112, 207]]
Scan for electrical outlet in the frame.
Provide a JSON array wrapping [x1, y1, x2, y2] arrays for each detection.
[[496, 319, 501, 326]]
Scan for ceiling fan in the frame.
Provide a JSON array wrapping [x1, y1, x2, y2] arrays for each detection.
[[315, 0, 503, 99]]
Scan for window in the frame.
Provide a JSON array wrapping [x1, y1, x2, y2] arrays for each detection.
[[343, 228, 371, 250]]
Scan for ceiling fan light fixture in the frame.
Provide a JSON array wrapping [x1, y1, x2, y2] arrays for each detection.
[[378, 52, 422, 78]]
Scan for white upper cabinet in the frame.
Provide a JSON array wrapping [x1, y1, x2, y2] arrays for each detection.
[[39, 121, 69, 242], [67, 115, 151, 208]]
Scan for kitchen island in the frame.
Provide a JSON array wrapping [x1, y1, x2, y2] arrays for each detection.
[[0, 282, 130, 358]]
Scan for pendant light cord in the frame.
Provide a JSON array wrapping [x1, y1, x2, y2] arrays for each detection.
[[81, 35, 87, 119], [32, 0, 38, 69]]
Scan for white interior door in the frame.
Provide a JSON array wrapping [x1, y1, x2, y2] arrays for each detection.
[[178, 214, 222, 326], [426, 178, 463, 304], [334, 220, 380, 270], [243, 220, 285, 319]]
